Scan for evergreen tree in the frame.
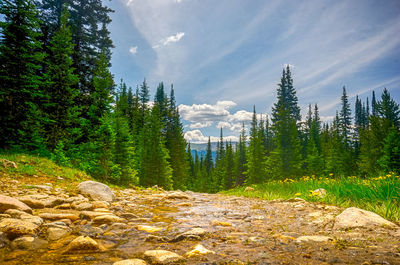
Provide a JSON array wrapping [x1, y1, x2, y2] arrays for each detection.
[[235, 123, 247, 185], [137, 105, 172, 189], [339, 86, 352, 147], [224, 141, 235, 189], [378, 127, 400, 174], [45, 5, 79, 149], [372, 90, 377, 116], [375, 88, 400, 127], [246, 107, 268, 183], [271, 66, 302, 177], [0, 0, 47, 150]]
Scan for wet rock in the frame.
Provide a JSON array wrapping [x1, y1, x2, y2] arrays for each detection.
[[0, 218, 39, 239], [313, 188, 327, 198], [185, 244, 215, 257], [0, 195, 32, 214], [39, 212, 79, 221], [10, 236, 46, 250], [73, 225, 103, 237], [163, 192, 191, 200], [80, 210, 110, 220], [64, 236, 102, 253], [44, 196, 66, 208], [77, 181, 115, 202], [272, 234, 295, 244], [145, 235, 168, 242], [334, 207, 397, 230], [4, 209, 43, 226], [113, 259, 147, 265], [144, 250, 184, 264], [0, 232, 9, 248], [136, 225, 163, 233], [47, 227, 70, 241], [211, 220, 232, 227], [244, 187, 254, 191], [295, 235, 332, 243], [107, 223, 128, 231], [92, 215, 126, 225], [55, 203, 71, 209], [120, 212, 138, 219], [173, 227, 207, 241]]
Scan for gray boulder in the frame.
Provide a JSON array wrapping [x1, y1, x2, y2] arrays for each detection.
[[334, 207, 397, 230], [77, 181, 115, 202]]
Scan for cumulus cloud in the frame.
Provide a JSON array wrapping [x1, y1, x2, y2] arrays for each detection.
[[184, 130, 239, 144], [179, 100, 237, 123], [129, 46, 138, 55], [216, 121, 243, 132], [189, 121, 213, 129]]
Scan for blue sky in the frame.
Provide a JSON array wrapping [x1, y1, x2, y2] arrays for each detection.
[[107, 0, 400, 143]]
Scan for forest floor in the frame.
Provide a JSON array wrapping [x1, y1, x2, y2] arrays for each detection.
[[1, 155, 400, 264]]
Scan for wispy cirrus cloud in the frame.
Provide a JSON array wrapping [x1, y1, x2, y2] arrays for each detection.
[[129, 46, 138, 55]]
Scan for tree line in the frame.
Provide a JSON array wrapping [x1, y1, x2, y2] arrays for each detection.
[[189, 67, 400, 192], [1, 0, 399, 192]]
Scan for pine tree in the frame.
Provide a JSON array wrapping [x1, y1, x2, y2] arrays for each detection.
[[137, 105, 172, 189], [246, 107, 268, 183], [372, 90, 377, 116], [375, 88, 400, 127], [378, 127, 400, 174], [213, 128, 226, 191], [45, 5, 79, 149], [271, 67, 302, 178], [235, 123, 247, 185], [0, 0, 47, 150], [339, 86, 352, 147]]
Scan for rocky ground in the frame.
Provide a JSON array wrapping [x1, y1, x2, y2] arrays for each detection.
[[0, 177, 400, 265]]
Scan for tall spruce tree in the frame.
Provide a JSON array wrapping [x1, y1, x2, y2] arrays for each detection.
[[0, 0, 47, 150], [271, 66, 302, 177], [45, 5, 79, 149]]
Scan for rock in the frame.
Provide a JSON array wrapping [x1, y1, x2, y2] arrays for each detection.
[[30, 185, 52, 191], [73, 202, 93, 211], [39, 212, 80, 221], [334, 207, 397, 230], [211, 220, 232, 227], [4, 209, 43, 226], [73, 225, 103, 237], [18, 196, 45, 209], [244, 187, 254, 191], [0, 195, 32, 214], [91, 201, 110, 209], [120, 213, 138, 219], [47, 227, 70, 241], [272, 234, 295, 244], [185, 244, 215, 257], [80, 210, 110, 220], [107, 223, 128, 231], [77, 181, 115, 202], [136, 225, 163, 233], [144, 250, 184, 264], [92, 215, 125, 225], [173, 227, 207, 242], [10, 236, 46, 250], [0, 218, 38, 239], [163, 192, 191, 200], [0, 232, 9, 248], [286, 197, 306, 203], [64, 236, 102, 253], [113, 259, 147, 265], [313, 188, 327, 198], [1, 159, 17, 168], [295, 235, 332, 243], [44, 197, 66, 208]]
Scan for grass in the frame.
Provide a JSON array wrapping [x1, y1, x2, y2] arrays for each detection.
[[222, 174, 400, 223], [0, 152, 91, 191]]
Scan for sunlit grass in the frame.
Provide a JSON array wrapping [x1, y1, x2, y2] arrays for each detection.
[[222, 173, 400, 223], [0, 152, 91, 191]]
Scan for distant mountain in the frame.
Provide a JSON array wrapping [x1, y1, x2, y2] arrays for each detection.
[[188, 142, 238, 161]]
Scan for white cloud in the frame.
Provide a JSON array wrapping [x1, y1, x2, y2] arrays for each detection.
[[189, 121, 213, 129], [157, 32, 185, 47], [184, 129, 238, 144], [129, 46, 138, 55], [179, 100, 236, 123]]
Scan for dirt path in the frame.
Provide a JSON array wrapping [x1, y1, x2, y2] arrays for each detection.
[[1, 184, 400, 264]]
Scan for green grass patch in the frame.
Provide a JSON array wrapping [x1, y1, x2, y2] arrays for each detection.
[[222, 174, 400, 223], [0, 152, 91, 186]]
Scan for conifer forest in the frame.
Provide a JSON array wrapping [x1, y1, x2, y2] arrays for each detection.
[[1, 0, 400, 193]]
